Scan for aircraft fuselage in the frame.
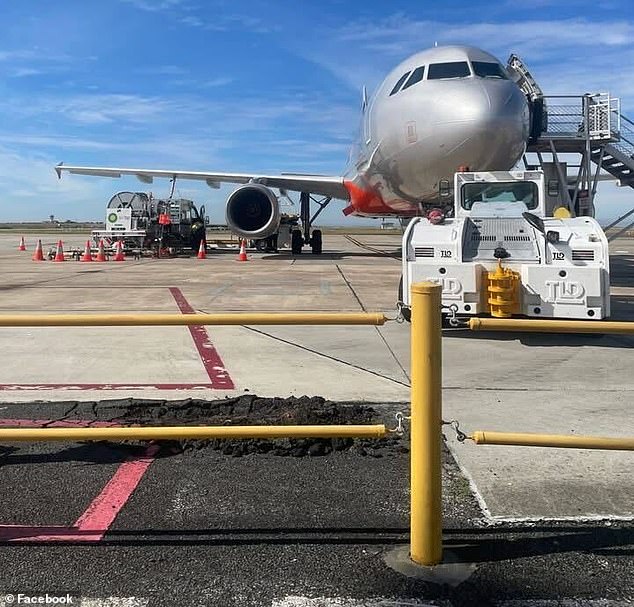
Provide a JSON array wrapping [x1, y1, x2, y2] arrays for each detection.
[[343, 46, 530, 216]]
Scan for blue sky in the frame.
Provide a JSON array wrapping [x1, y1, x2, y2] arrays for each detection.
[[0, 0, 633, 223]]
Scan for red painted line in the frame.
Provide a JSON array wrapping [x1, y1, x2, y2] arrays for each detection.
[[0, 383, 216, 391], [0, 525, 80, 542], [0, 417, 158, 543], [169, 287, 235, 389]]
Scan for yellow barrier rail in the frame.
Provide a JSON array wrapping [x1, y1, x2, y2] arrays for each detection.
[[472, 430, 634, 451], [469, 317, 634, 334], [0, 312, 386, 327], [0, 424, 387, 442]]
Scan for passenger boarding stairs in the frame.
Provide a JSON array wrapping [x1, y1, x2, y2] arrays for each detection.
[[509, 54, 634, 238], [539, 97, 634, 238], [593, 114, 634, 187]]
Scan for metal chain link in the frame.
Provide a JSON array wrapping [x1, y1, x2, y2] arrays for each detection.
[[389, 411, 411, 434], [391, 413, 471, 443], [442, 419, 469, 442]]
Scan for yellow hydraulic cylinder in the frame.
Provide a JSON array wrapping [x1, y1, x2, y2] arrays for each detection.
[[409, 281, 443, 566], [486, 261, 519, 318], [472, 430, 634, 451], [469, 317, 634, 335], [0, 312, 386, 327], [0, 424, 387, 442]]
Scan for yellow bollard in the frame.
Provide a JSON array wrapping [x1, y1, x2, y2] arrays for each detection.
[[409, 281, 443, 566]]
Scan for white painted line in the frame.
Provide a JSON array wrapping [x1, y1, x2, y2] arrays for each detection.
[[0, 600, 148, 607], [273, 598, 440, 607], [497, 601, 627, 606], [614, 250, 630, 254], [80, 600, 149, 607]]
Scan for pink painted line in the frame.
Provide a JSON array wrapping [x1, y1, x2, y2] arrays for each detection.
[[169, 287, 235, 389], [71, 444, 159, 541], [0, 417, 158, 543], [0, 383, 216, 391]]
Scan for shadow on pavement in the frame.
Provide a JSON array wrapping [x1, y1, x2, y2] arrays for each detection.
[[8, 525, 633, 557], [0, 442, 147, 467]]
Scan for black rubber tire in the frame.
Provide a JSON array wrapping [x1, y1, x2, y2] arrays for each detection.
[[255, 239, 268, 252], [291, 229, 303, 254], [311, 230, 322, 255]]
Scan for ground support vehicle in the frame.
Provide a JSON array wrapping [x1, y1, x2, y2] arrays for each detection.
[[401, 170, 610, 321]]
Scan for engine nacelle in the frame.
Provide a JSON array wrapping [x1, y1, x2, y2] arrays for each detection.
[[225, 184, 281, 239]]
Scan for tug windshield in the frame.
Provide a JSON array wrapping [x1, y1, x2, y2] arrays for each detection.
[[461, 181, 538, 210]]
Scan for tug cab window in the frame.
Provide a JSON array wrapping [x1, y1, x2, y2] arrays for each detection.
[[472, 61, 508, 79], [427, 62, 471, 79], [389, 71, 411, 96], [402, 66, 425, 90], [461, 182, 539, 210]]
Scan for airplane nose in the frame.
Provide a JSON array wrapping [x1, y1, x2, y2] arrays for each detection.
[[457, 81, 530, 168], [481, 81, 529, 125]]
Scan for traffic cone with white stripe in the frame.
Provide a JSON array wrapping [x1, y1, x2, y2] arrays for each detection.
[[54, 240, 65, 262], [80, 240, 92, 262], [237, 239, 248, 262], [197, 239, 207, 259], [114, 240, 125, 262], [32, 239, 45, 261], [18, 236, 26, 251], [95, 239, 107, 262]]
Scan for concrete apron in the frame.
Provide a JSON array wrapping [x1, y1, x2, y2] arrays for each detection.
[[2, 233, 634, 521]]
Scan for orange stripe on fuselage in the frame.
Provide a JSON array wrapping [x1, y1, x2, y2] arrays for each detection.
[[343, 180, 418, 216]]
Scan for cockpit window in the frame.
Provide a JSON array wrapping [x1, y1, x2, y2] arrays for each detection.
[[389, 71, 411, 96], [402, 66, 425, 90], [427, 62, 471, 80], [472, 61, 508, 79], [461, 182, 539, 210]]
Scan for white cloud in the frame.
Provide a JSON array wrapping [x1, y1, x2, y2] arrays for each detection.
[[0, 146, 111, 220], [8, 68, 42, 78], [297, 14, 634, 101], [120, 0, 189, 12]]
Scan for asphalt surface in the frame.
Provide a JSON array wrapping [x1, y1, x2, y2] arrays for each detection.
[[0, 399, 633, 606], [0, 232, 633, 605]]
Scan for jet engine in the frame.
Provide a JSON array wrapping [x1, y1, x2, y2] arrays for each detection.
[[225, 184, 281, 239]]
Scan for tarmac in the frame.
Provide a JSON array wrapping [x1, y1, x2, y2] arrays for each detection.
[[0, 230, 633, 605]]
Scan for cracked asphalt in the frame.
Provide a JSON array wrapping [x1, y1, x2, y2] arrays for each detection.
[[0, 398, 632, 606]]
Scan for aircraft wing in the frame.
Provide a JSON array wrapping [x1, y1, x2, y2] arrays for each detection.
[[55, 163, 349, 201]]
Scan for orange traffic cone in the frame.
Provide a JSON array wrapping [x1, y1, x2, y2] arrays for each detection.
[[32, 239, 45, 261], [95, 239, 107, 262], [197, 239, 207, 260], [80, 240, 92, 262], [54, 240, 65, 262], [18, 236, 26, 251], [237, 239, 248, 262], [114, 240, 125, 262]]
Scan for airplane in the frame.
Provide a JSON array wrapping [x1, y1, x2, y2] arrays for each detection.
[[55, 45, 532, 254]]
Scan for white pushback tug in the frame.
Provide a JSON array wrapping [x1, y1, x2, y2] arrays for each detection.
[[401, 170, 610, 321]]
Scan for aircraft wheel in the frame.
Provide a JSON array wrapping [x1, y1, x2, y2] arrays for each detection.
[[291, 229, 303, 254], [310, 230, 322, 255]]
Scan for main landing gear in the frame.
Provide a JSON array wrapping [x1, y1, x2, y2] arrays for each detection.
[[291, 192, 331, 255]]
